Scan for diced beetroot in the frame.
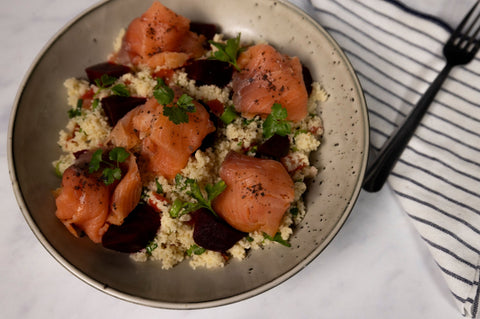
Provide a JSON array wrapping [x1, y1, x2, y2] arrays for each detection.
[[73, 149, 88, 159], [184, 59, 233, 88], [192, 209, 246, 252], [302, 64, 313, 95], [85, 62, 132, 83], [204, 99, 224, 117], [257, 134, 290, 159], [102, 204, 161, 253], [101, 95, 147, 126], [190, 22, 217, 40], [199, 131, 216, 152]]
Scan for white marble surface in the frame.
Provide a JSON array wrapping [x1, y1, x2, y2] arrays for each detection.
[[0, 0, 472, 318]]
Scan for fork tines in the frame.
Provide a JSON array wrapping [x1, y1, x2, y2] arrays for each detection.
[[451, 1, 480, 49]]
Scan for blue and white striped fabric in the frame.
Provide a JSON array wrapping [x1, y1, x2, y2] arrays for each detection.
[[305, 0, 480, 317]]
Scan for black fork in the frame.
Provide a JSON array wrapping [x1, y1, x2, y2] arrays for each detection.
[[363, 1, 480, 192]]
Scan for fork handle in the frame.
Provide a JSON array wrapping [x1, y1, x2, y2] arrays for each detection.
[[362, 63, 454, 192]]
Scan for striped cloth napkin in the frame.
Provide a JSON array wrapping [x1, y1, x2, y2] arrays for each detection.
[[301, 0, 480, 317]]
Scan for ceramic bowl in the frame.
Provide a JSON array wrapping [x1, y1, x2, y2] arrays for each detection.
[[8, 0, 369, 308]]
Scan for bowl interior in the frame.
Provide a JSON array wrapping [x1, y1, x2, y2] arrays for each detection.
[[9, 0, 368, 308]]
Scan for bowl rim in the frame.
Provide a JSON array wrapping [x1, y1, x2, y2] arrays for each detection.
[[7, 0, 370, 309]]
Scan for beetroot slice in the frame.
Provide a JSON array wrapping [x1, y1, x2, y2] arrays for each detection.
[[85, 62, 132, 83], [190, 22, 217, 40], [302, 64, 313, 95], [184, 60, 233, 88], [101, 95, 146, 126], [192, 209, 246, 252], [257, 134, 290, 159], [102, 204, 161, 253]]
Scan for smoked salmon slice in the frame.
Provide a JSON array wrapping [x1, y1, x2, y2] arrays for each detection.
[[117, 1, 206, 69], [108, 106, 142, 151], [212, 151, 295, 237], [231, 43, 308, 122], [108, 152, 143, 225], [108, 87, 216, 180], [55, 150, 142, 243], [55, 162, 112, 243]]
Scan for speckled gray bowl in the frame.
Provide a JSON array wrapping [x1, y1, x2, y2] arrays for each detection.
[[8, 0, 369, 308]]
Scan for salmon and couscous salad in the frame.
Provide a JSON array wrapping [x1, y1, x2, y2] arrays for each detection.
[[52, 1, 327, 270]]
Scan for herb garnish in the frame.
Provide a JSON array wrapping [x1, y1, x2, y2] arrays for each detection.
[[153, 78, 196, 124], [87, 74, 131, 112], [54, 161, 63, 177], [153, 78, 174, 105], [95, 74, 116, 88], [186, 244, 206, 256], [145, 240, 158, 256], [209, 33, 245, 71], [162, 93, 196, 124], [155, 178, 163, 194], [111, 84, 130, 97], [289, 206, 299, 216], [68, 99, 83, 118], [262, 103, 292, 139], [94, 74, 130, 97], [88, 147, 130, 185], [169, 174, 226, 218], [263, 232, 291, 247], [219, 105, 238, 124]]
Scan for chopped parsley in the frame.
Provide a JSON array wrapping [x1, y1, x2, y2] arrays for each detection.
[[54, 161, 62, 178], [153, 78, 196, 124], [209, 33, 245, 71], [155, 178, 163, 194], [153, 78, 174, 105], [263, 232, 291, 247], [186, 244, 206, 256], [68, 99, 83, 118], [111, 84, 130, 97], [88, 147, 130, 185], [91, 98, 99, 110], [162, 94, 196, 124], [95, 74, 117, 88], [219, 105, 238, 124], [262, 103, 292, 139], [169, 174, 226, 218], [145, 240, 158, 256], [290, 206, 299, 216], [81, 74, 130, 114], [94, 74, 130, 98]]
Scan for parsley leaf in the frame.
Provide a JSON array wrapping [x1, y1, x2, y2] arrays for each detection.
[[109, 146, 130, 163], [153, 78, 196, 124], [111, 84, 130, 97], [88, 147, 130, 185], [163, 106, 190, 124], [88, 149, 103, 173], [91, 74, 131, 104], [68, 99, 83, 118], [155, 178, 163, 194], [153, 78, 174, 105], [262, 103, 292, 139], [186, 244, 206, 256], [91, 98, 99, 110], [219, 105, 238, 124], [54, 161, 62, 178], [162, 93, 197, 124], [169, 175, 226, 218], [145, 240, 158, 256], [102, 167, 121, 185], [209, 33, 245, 71], [95, 74, 117, 89], [263, 232, 291, 247], [176, 94, 195, 112]]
